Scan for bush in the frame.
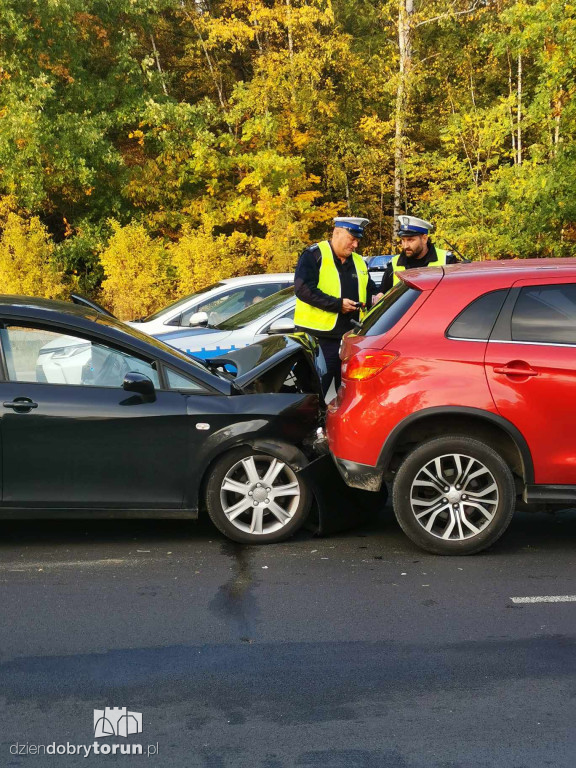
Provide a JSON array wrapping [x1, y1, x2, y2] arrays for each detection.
[[170, 226, 263, 296], [99, 221, 172, 320], [0, 209, 67, 299]]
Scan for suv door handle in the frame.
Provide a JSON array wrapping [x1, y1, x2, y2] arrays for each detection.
[[493, 364, 538, 377], [3, 398, 39, 412]]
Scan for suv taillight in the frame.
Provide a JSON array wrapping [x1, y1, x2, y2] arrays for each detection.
[[342, 349, 398, 381]]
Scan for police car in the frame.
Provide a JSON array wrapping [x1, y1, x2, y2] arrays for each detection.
[[127, 273, 293, 334], [155, 287, 297, 360]]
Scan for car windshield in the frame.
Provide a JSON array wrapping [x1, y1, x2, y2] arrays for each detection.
[[141, 282, 225, 322], [369, 255, 393, 269], [215, 287, 295, 330]]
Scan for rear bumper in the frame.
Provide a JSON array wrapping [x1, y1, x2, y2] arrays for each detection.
[[332, 456, 384, 492]]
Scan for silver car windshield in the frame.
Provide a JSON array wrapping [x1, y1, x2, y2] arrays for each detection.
[[215, 287, 295, 331], [142, 282, 225, 322]]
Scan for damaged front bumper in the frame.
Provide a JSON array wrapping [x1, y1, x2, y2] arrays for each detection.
[[298, 451, 388, 536], [214, 336, 387, 535]]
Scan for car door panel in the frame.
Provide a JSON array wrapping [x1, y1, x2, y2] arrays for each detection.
[[0, 381, 190, 507], [0, 322, 192, 508], [485, 278, 576, 484]]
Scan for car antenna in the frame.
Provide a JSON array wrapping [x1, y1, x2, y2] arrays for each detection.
[[440, 236, 465, 260]]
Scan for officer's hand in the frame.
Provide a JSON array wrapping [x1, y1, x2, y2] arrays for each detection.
[[341, 298, 358, 314], [372, 293, 384, 305]]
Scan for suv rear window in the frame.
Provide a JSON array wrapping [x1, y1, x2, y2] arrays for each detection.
[[447, 289, 508, 341], [512, 284, 576, 344], [357, 282, 421, 337]]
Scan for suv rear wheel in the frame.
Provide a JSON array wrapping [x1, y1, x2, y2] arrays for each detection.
[[393, 436, 516, 555], [205, 447, 311, 544]]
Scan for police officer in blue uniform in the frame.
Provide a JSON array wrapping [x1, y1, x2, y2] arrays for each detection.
[[294, 217, 383, 394], [380, 215, 462, 293]]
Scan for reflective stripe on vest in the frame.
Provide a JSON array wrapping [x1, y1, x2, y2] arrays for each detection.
[[294, 241, 369, 332], [392, 248, 449, 285]]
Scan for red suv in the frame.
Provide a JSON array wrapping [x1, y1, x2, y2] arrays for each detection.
[[326, 259, 576, 555]]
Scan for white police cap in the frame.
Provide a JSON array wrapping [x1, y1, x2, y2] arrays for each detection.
[[398, 215, 433, 236], [333, 216, 370, 238]]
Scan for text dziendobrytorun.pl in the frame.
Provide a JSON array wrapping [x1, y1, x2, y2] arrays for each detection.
[[10, 742, 159, 757]]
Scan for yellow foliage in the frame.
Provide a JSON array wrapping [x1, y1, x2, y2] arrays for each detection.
[[0, 195, 18, 221], [170, 226, 263, 296], [129, 129, 145, 146], [0, 211, 66, 299], [100, 222, 172, 320], [292, 130, 312, 149]]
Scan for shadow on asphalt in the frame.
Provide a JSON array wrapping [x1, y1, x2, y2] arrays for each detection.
[[0, 503, 576, 556]]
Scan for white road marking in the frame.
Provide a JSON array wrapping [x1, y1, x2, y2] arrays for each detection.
[[511, 595, 576, 604]]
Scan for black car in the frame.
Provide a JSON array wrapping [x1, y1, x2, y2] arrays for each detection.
[[0, 296, 329, 544]]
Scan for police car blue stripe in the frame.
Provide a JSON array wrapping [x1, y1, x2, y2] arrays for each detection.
[[187, 345, 237, 359]]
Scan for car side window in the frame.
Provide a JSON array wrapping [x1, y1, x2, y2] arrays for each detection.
[[511, 284, 576, 345], [447, 289, 509, 340], [1, 326, 160, 388], [181, 283, 288, 327], [165, 368, 207, 392]]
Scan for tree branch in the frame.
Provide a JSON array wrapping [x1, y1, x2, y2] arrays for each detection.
[[415, 1, 486, 28], [150, 33, 169, 97], [180, 0, 232, 132]]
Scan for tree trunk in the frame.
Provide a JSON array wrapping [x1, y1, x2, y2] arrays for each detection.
[[286, 0, 294, 59], [506, 49, 516, 160], [393, 0, 414, 237], [517, 53, 522, 166], [553, 94, 562, 155], [150, 33, 169, 97]]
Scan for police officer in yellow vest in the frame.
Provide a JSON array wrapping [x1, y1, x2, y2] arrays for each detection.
[[380, 215, 462, 293], [294, 216, 383, 394]]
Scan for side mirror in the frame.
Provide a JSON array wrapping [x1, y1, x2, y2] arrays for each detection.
[[122, 372, 156, 400], [266, 317, 296, 334], [188, 311, 209, 327]]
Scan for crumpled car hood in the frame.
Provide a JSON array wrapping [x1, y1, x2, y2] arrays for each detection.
[[207, 333, 326, 399]]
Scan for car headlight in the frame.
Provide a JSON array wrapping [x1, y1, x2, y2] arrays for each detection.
[[50, 344, 90, 359]]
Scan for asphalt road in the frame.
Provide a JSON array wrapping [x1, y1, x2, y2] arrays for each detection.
[[1, 505, 576, 768]]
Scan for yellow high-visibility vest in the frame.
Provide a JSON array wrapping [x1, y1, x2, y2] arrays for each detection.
[[392, 248, 449, 285], [294, 241, 368, 332]]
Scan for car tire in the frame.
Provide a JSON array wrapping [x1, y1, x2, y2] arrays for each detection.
[[205, 446, 312, 544], [393, 435, 516, 555]]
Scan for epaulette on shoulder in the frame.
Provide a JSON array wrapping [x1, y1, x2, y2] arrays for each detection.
[[307, 243, 322, 264]]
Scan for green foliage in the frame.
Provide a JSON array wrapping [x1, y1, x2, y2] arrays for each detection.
[[54, 219, 110, 296], [1, 0, 576, 309]]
